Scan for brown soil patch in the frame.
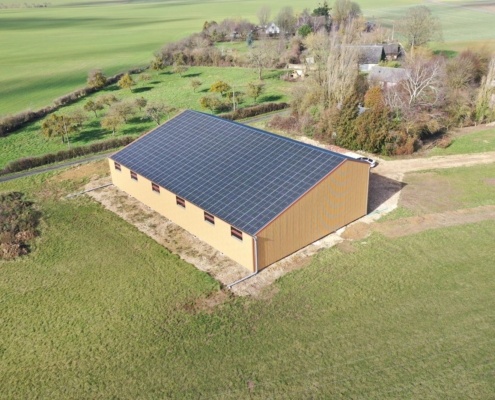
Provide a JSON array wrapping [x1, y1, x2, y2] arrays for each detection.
[[374, 205, 495, 238], [50, 160, 108, 183], [186, 290, 232, 314], [485, 178, 495, 186], [340, 222, 371, 240], [400, 172, 461, 214], [336, 241, 357, 253]]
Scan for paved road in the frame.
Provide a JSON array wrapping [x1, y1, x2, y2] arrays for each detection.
[[0, 152, 114, 183]]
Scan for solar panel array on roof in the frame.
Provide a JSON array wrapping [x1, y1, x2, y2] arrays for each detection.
[[111, 110, 352, 235]]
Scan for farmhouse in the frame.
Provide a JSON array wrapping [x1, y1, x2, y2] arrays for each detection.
[[109, 110, 370, 272], [356, 45, 386, 72], [265, 22, 280, 36], [369, 66, 407, 88]]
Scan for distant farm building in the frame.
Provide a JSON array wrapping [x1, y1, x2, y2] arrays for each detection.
[[109, 111, 370, 272], [369, 66, 407, 88], [356, 45, 386, 72], [265, 22, 280, 36]]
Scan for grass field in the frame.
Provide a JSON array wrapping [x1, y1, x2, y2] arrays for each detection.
[[429, 127, 495, 156], [379, 162, 495, 221], [0, 66, 290, 169], [1, 161, 495, 398], [1, 0, 493, 117]]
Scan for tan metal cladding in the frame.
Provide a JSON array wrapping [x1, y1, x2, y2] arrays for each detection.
[[256, 160, 369, 269], [109, 160, 255, 271]]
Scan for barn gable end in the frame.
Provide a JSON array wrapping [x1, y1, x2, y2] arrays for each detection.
[[256, 160, 369, 269]]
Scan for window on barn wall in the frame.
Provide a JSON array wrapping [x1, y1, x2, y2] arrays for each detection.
[[151, 182, 160, 193], [204, 211, 215, 225], [231, 226, 243, 240], [176, 196, 186, 208], [114, 161, 121, 171], [130, 171, 138, 181]]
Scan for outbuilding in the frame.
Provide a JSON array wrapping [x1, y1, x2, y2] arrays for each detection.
[[109, 110, 370, 272]]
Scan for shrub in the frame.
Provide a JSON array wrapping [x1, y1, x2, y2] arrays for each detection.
[[0, 136, 135, 175], [219, 102, 290, 120], [267, 114, 300, 132], [0, 192, 41, 260]]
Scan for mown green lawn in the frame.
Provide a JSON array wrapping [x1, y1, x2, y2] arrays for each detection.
[[430, 127, 495, 156], [1, 163, 494, 398], [1, 0, 491, 117], [0, 66, 290, 169], [379, 162, 495, 221]]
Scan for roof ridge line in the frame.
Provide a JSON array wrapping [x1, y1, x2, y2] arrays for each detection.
[[185, 109, 352, 160]]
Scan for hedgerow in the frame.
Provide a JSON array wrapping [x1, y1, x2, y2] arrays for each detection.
[[0, 136, 135, 175]]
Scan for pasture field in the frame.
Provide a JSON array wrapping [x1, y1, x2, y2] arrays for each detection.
[[379, 162, 495, 221], [0, 66, 289, 169], [1, 161, 495, 398], [1, 0, 493, 117], [430, 126, 495, 156]]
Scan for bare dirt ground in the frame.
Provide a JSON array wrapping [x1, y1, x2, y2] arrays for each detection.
[[82, 146, 495, 297]]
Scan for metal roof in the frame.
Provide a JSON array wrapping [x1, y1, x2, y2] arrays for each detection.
[[369, 66, 407, 83], [111, 110, 358, 235]]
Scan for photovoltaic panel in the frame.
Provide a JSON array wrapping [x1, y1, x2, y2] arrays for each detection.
[[111, 110, 358, 235]]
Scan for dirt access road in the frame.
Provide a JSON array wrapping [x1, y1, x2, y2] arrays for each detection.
[[374, 151, 495, 180]]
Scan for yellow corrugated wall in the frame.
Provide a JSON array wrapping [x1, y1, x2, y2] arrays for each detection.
[[109, 160, 255, 271], [256, 160, 369, 269]]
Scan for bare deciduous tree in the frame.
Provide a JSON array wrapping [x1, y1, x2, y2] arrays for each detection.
[[257, 6, 271, 27], [247, 39, 278, 80], [326, 32, 360, 107], [332, 0, 361, 28], [275, 6, 297, 35], [475, 56, 495, 122], [109, 100, 135, 123], [396, 6, 442, 52], [101, 112, 123, 136], [399, 56, 444, 108], [145, 102, 173, 125]]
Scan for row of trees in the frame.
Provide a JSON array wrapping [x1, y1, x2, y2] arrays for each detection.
[[199, 80, 266, 113], [41, 93, 172, 146]]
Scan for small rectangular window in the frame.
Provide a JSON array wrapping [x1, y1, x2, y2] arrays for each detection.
[[231, 226, 243, 241], [204, 211, 215, 225], [114, 161, 121, 171], [176, 196, 185, 208], [151, 182, 160, 193], [130, 171, 138, 181]]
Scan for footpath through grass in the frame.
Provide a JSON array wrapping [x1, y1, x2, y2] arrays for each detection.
[[0, 66, 290, 170], [1, 162, 495, 398]]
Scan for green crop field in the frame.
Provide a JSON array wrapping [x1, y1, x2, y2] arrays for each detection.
[[1, 0, 494, 117], [0, 66, 290, 169], [1, 161, 495, 398]]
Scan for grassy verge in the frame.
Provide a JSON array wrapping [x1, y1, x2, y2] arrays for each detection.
[[0, 66, 290, 169], [379, 162, 495, 221], [1, 161, 495, 398], [429, 127, 495, 156]]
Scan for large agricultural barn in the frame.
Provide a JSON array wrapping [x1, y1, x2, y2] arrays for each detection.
[[109, 110, 370, 272]]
